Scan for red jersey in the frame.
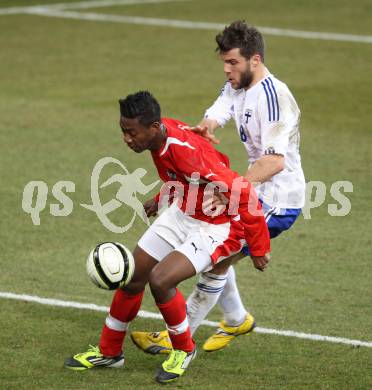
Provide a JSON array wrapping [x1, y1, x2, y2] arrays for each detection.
[[151, 118, 270, 257]]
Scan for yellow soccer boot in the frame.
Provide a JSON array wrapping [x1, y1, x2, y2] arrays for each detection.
[[130, 330, 172, 354], [203, 313, 256, 352]]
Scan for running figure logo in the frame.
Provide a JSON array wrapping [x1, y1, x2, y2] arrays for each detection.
[[81, 157, 159, 233]]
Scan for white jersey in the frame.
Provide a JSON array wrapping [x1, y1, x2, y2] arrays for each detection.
[[205, 73, 306, 209]]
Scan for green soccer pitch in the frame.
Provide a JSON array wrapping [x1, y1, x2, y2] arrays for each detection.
[[0, 0, 371, 388]]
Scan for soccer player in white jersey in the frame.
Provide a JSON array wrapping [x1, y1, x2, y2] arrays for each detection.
[[131, 21, 306, 353]]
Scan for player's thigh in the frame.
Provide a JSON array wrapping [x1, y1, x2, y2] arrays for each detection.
[[149, 250, 197, 294], [127, 229, 174, 292], [143, 203, 187, 249], [150, 232, 217, 293], [176, 234, 219, 275]]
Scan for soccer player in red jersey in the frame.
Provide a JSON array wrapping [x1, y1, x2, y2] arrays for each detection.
[[64, 91, 270, 383]]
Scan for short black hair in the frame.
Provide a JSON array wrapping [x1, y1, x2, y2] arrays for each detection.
[[119, 91, 161, 127], [216, 20, 265, 62]]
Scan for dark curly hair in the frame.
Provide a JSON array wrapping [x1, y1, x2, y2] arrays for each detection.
[[119, 91, 161, 127], [216, 20, 265, 62]]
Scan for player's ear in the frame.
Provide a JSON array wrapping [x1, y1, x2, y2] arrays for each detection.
[[150, 121, 162, 132], [251, 54, 261, 68]]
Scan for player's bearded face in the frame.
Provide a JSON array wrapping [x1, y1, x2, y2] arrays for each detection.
[[236, 66, 253, 89], [221, 49, 253, 90]]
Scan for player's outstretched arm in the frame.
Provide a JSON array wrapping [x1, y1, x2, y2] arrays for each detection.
[[187, 118, 221, 144]]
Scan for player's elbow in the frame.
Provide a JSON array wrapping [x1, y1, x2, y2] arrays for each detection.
[[274, 155, 285, 173], [263, 154, 284, 175]]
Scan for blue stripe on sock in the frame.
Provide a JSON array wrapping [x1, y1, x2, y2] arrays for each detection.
[[196, 283, 225, 294]]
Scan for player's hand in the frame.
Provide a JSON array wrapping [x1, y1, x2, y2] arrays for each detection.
[[202, 189, 228, 217], [186, 125, 220, 144], [250, 253, 270, 272], [143, 198, 158, 217], [202, 191, 228, 210]]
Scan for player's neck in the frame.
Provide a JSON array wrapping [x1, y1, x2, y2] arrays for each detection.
[[150, 123, 167, 151], [246, 64, 269, 90]]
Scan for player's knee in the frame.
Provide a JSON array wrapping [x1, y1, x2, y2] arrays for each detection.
[[124, 266, 148, 294], [124, 245, 157, 294], [122, 279, 146, 295], [148, 267, 172, 297]]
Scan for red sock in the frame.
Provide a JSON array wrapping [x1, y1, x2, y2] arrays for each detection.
[[99, 289, 144, 357], [157, 288, 195, 352]]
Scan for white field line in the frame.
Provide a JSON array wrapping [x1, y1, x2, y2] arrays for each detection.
[[44, 0, 187, 10], [0, 8, 28, 15], [1, 291, 371, 348], [0, 0, 185, 15], [0, 0, 371, 44], [24, 8, 372, 45]]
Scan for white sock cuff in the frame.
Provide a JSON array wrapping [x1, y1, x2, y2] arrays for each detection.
[[197, 271, 228, 294], [105, 314, 128, 332], [166, 317, 189, 335], [204, 271, 228, 280]]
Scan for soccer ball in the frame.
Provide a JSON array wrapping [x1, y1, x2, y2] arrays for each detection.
[[86, 242, 135, 290]]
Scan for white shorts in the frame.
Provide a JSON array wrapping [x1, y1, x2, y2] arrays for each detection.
[[137, 203, 244, 274]]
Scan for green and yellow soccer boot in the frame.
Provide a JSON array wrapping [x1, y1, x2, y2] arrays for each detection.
[[155, 348, 197, 383], [64, 345, 124, 371]]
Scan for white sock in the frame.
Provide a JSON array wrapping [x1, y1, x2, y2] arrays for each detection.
[[186, 271, 227, 335], [217, 266, 247, 326], [105, 313, 129, 332]]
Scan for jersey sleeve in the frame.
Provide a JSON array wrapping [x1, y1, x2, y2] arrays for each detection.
[[206, 168, 271, 257], [170, 144, 270, 257], [258, 81, 299, 157], [204, 82, 234, 127]]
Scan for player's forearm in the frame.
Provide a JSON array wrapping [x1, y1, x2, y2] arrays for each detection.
[[241, 217, 270, 256], [238, 189, 271, 256], [204, 170, 270, 256], [225, 176, 270, 256], [244, 155, 284, 184]]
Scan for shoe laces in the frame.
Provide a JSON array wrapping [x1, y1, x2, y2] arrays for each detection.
[[88, 345, 100, 353], [75, 345, 101, 359]]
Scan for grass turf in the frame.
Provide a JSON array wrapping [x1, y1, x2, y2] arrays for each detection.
[[0, 0, 371, 388]]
